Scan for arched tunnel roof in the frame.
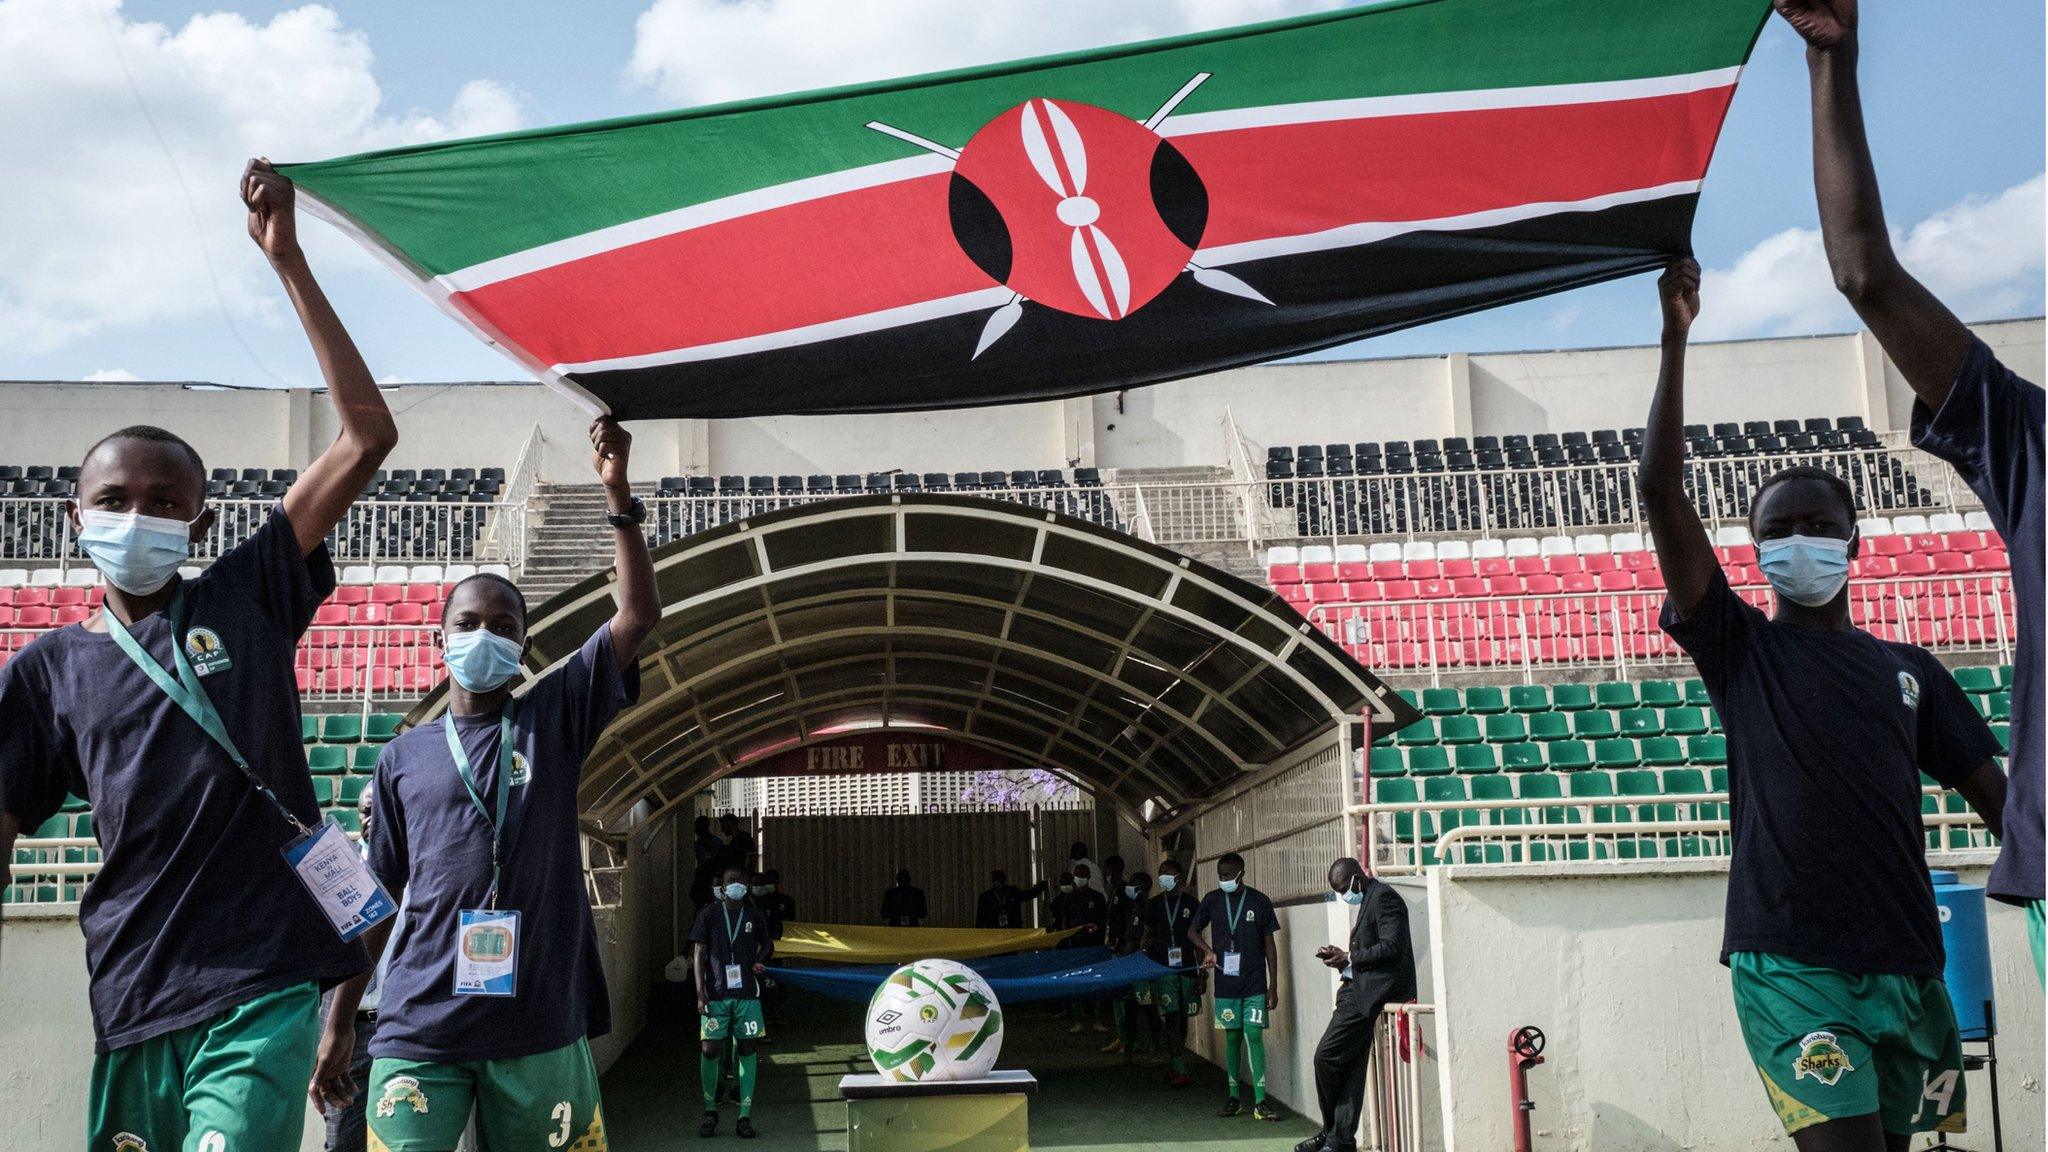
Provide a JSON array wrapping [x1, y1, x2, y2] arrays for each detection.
[[408, 494, 1418, 828]]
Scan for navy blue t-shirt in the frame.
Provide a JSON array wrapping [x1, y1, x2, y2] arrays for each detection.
[[0, 506, 364, 1051], [368, 625, 640, 1062], [1190, 886, 1280, 998], [1913, 337, 2044, 904], [690, 899, 774, 1000], [1141, 891, 1199, 967], [1663, 572, 2000, 976]]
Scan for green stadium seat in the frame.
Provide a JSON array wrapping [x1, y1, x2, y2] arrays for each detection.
[[1440, 715, 1483, 745], [1501, 743, 1545, 773], [1396, 688, 1421, 713], [1421, 687, 1463, 715], [333, 810, 362, 833], [1595, 682, 1638, 709], [320, 714, 363, 743], [1568, 770, 1617, 822], [1663, 707, 1708, 737], [312, 778, 335, 804], [307, 745, 348, 774], [1594, 738, 1640, 768], [1710, 767, 1728, 792], [339, 776, 369, 805], [1422, 776, 1468, 839], [1999, 664, 2013, 689], [1639, 737, 1686, 767], [302, 715, 319, 744], [1683, 679, 1710, 706], [1396, 718, 1439, 746], [1509, 684, 1551, 713], [71, 814, 93, 839], [1471, 775, 1519, 826], [1954, 667, 1997, 694], [1572, 710, 1618, 740], [1484, 714, 1528, 743], [1993, 724, 2010, 753], [1454, 744, 1500, 775], [1369, 747, 1407, 778], [1407, 747, 1453, 777], [1687, 735, 1727, 765], [352, 745, 381, 773], [1528, 712, 1570, 742], [1638, 680, 1682, 708], [1618, 708, 1662, 737], [1464, 686, 1507, 715], [1547, 741, 1593, 771], [1376, 777, 1419, 844], [1660, 768, 1708, 821], [365, 713, 404, 743], [60, 793, 89, 812], [1551, 683, 1594, 711], [1706, 708, 1722, 733], [33, 815, 66, 839], [1990, 693, 2011, 722]]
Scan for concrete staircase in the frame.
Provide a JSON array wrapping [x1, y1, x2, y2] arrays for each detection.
[[1109, 464, 1265, 583], [517, 483, 650, 603]]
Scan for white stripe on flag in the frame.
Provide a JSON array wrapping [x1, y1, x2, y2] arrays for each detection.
[[441, 68, 1739, 295], [547, 180, 1701, 378]]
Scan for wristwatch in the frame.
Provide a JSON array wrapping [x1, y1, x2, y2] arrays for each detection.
[[605, 496, 646, 528]]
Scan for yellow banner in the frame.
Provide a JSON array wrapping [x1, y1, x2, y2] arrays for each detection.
[[776, 923, 1078, 964]]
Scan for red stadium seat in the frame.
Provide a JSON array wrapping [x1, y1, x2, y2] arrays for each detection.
[[1560, 573, 1596, 595], [332, 585, 368, 605], [1582, 553, 1618, 574], [1906, 533, 1940, 553], [314, 604, 348, 626], [14, 606, 52, 627], [87, 588, 104, 607], [1336, 562, 1370, 582], [1382, 580, 1418, 601], [1308, 582, 1342, 602], [1267, 564, 1301, 585], [389, 603, 426, 625], [1637, 568, 1666, 591], [1484, 576, 1524, 596], [1510, 556, 1546, 576], [404, 583, 440, 603], [1342, 582, 1382, 601], [0, 607, 14, 626], [1620, 551, 1657, 572], [356, 602, 391, 625], [49, 587, 83, 607], [1976, 548, 2010, 571], [1545, 555, 1584, 576], [1369, 560, 1404, 579], [1894, 554, 1935, 576], [0, 589, 12, 606], [1931, 553, 1971, 575], [54, 605, 89, 625], [1867, 536, 1908, 557], [424, 602, 446, 625], [368, 583, 404, 605], [15, 587, 48, 608], [1944, 531, 1985, 552], [1597, 571, 1635, 592], [1439, 559, 1476, 579], [1476, 557, 1510, 578], [1416, 579, 1452, 599], [1524, 573, 1561, 595], [1854, 556, 1896, 578], [1403, 560, 1440, 580]]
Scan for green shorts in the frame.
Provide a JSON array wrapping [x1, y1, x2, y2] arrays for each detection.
[[89, 981, 322, 1152], [701, 997, 768, 1042], [2028, 899, 2045, 989], [1212, 994, 1269, 1031], [367, 1036, 606, 1151], [1730, 952, 1965, 1137], [1133, 974, 1199, 1016]]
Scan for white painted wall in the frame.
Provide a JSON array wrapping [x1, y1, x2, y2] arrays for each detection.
[[3, 319, 2036, 480]]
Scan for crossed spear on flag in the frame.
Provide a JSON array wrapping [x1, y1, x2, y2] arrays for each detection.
[[867, 72, 1272, 359]]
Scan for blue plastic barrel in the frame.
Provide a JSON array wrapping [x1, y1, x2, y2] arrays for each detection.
[[1930, 870, 1995, 1039]]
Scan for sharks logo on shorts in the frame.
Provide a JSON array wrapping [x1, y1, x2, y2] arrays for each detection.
[[111, 1134, 149, 1152], [1792, 1031, 1855, 1087], [375, 1075, 431, 1118], [1898, 671, 1921, 711], [1220, 1006, 1237, 1023]]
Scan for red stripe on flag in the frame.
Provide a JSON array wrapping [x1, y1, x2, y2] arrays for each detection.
[[458, 86, 1733, 369]]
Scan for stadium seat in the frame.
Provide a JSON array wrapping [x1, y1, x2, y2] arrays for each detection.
[[1594, 682, 1638, 709], [1484, 714, 1527, 743], [1571, 711, 1617, 740], [1501, 743, 1545, 773], [1548, 741, 1593, 771], [1686, 735, 1727, 765], [1595, 738, 1640, 768], [1640, 737, 1686, 767], [307, 746, 348, 774], [1454, 744, 1499, 775], [1440, 716, 1482, 745], [1509, 685, 1550, 713], [1407, 747, 1452, 777], [1528, 712, 1570, 742], [1368, 747, 1407, 778], [1464, 685, 1506, 714]]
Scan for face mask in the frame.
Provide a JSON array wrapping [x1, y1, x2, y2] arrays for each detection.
[[750, 885, 769, 898], [77, 510, 194, 595], [1158, 874, 1178, 892], [1123, 885, 1138, 899], [444, 628, 524, 692], [1757, 534, 1851, 607], [1341, 887, 1365, 906], [1218, 878, 1240, 894], [1075, 875, 1091, 888], [723, 882, 749, 901]]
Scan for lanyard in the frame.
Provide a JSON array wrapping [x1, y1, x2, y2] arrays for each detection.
[[722, 903, 747, 951], [1164, 894, 1185, 929], [103, 587, 307, 835], [1223, 890, 1248, 941], [444, 698, 518, 910]]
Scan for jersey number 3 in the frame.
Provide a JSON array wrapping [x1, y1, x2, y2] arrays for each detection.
[[549, 1101, 573, 1147]]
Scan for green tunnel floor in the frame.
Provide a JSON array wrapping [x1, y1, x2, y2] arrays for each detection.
[[602, 989, 1321, 1150]]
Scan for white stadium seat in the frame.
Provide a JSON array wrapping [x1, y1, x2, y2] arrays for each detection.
[[0, 569, 27, 587], [29, 569, 61, 587], [1367, 542, 1402, 564], [1471, 539, 1507, 559], [1401, 540, 1436, 562], [63, 568, 99, 587], [480, 564, 511, 579], [1299, 545, 1334, 565], [1263, 546, 1299, 567], [1857, 517, 1894, 537], [443, 563, 480, 582], [178, 566, 203, 582], [1435, 540, 1471, 562], [1572, 533, 1610, 555], [1964, 511, 1995, 532], [1927, 512, 1966, 535], [341, 565, 376, 585], [1608, 532, 1644, 554], [1890, 514, 1929, 536], [1713, 525, 1753, 547], [1334, 543, 1368, 563], [1538, 536, 1574, 559], [1503, 537, 1540, 559], [410, 564, 446, 585]]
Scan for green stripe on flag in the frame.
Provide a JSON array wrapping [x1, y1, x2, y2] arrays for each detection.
[[279, 0, 1769, 275]]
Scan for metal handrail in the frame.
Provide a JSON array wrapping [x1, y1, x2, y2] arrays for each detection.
[[1365, 1001, 1436, 1152]]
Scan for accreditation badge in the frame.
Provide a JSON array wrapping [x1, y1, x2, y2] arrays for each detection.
[[1222, 950, 1242, 977], [454, 909, 520, 997], [281, 817, 397, 942]]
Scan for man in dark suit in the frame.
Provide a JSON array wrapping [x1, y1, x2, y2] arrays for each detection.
[[1300, 857, 1416, 1152]]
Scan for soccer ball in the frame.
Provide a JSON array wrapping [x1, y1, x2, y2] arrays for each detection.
[[864, 958, 1004, 1082]]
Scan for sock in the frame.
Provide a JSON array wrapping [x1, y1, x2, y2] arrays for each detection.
[[699, 1055, 720, 1111], [1245, 1027, 1268, 1104], [1170, 1052, 1186, 1074], [1112, 999, 1127, 1037], [1223, 1029, 1244, 1097], [736, 1051, 758, 1117]]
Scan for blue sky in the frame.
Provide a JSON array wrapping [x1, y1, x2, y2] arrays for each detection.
[[4, 0, 2041, 387]]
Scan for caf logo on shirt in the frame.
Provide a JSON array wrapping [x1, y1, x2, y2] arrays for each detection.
[[376, 1075, 432, 1118], [112, 1134, 149, 1152], [510, 751, 533, 787], [1792, 1031, 1855, 1086], [184, 627, 231, 677], [1898, 671, 1921, 711], [1246, 909, 1257, 923]]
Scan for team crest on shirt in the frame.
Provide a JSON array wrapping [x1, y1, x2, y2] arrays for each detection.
[[111, 1134, 149, 1152], [509, 751, 532, 787], [1246, 909, 1257, 923], [183, 627, 231, 676], [375, 1075, 431, 1118], [1898, 671, 1921, 711], [1791, 1031, 1855, 1086]]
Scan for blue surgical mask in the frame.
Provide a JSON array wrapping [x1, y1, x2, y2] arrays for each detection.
[[1341, 888, 1365, 906], [1218, 878, 1240, 894], [444, 629, 524, 692], [1757, 534, 1852, 607], [723, 882, 749, 901], [1123, 885, 1139, 899], [1059, 882, 1075, 894], [750, 884, 769, 898], [1158, 874, 1178, 892], [77, 510, 194, 595]]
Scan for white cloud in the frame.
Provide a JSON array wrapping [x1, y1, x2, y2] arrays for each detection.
[[0, 0, 522, 355], [1695, 174, 2045, 340], [628, 0, 1342, 105], [80, 368, 141, 381]]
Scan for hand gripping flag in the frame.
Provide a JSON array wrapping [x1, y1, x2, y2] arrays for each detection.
[[279, 0, 1772, 419]]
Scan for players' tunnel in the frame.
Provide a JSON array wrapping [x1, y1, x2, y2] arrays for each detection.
[[405, 493, 1418, 833]]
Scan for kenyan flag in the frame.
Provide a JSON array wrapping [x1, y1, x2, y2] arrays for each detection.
[[279, 0, 1772, 419]]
